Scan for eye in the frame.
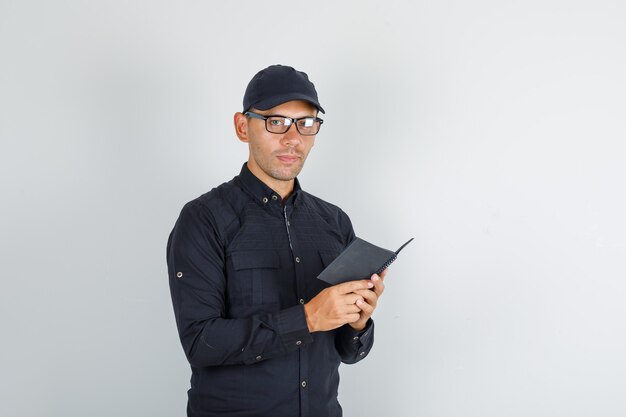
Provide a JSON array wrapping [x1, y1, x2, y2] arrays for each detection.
[[268, 118, 285, 126], [297, 118, 315, 128]]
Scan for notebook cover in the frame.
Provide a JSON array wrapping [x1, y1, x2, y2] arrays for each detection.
[[317, 238, 396, 285]]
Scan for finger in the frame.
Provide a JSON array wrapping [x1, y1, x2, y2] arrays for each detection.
[[355, 290, 378, 303], [353, 289, 378, 304], [336, 280, 374, 295], [375, 280, 385, 297], [379, 268, 389, 279], [344, 304, 362, 314], [343, 293, 365, 305], [370, 274, 385, 296], [356, 298, 374, 315]]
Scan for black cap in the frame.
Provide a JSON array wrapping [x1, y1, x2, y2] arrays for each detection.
[[243, 64, 325, 114]]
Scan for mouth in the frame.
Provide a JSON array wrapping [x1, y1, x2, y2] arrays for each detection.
[[276, 154, 301, 164]]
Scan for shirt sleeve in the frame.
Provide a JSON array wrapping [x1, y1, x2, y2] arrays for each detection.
[[167, 201, 313, 368], [332, 208, 376, 364], [337, 208, 357, 246], [335, 319, 375, 364]]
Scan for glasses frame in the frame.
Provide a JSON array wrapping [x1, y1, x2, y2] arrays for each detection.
[[245, 111, 324, 136]]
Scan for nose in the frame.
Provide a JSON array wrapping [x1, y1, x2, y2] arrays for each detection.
[[281, 123, 303, 147]]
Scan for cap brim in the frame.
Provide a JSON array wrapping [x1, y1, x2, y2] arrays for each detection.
[[248, 92, 325, 114]]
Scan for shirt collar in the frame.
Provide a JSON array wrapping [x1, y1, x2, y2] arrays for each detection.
[[236, 162, 302, 206]]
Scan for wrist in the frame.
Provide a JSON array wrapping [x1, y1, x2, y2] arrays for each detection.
[[349, 320, 366, 331], [303, 303, 316, 332]]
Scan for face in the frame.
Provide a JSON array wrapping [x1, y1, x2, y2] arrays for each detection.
[[234, 100, 318, 188]]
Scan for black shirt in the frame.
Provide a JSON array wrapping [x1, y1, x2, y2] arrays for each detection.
[[167, 163, 374, 417]]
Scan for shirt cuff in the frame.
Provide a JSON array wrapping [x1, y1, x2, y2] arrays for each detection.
[[340, 318, 374, 346], [276, 304, 314, 349]]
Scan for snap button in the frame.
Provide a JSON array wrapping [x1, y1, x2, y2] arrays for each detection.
[[295, 257, 300, 263], [256, 355, 262, 361], [176, 272, 183, 278], [262, 197, 268, 204], [272, 195, 278, 200], [299, 298, 305, 305], [296, 340, 302, 346], [301, 380, 307, 388]]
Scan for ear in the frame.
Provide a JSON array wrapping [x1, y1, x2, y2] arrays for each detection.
[[234, 112, 249, 143]]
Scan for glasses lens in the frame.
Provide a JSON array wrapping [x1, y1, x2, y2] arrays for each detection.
[[296, 118, 321, 135], [266, 117, 291, 133]]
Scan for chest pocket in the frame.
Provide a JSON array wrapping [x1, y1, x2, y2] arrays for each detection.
[[301, 250, 342, 299], [230, 250, 280, 305], [319, 250, 340, 269]]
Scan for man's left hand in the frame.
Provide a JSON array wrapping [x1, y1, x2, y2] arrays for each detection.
[[349, 268, 387, 331]]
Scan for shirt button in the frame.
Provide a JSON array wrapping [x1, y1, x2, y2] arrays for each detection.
[[301, 380, 307, 388], [296, 340, 302, 346], [295, 257, 301, 263], [256, 355, 262, 361], [299, 298, 305, 305], [262, 197, 268, 204], [353, 336, 359, 341], [176, 272, 183, 278], [272, 195, 278, 200]]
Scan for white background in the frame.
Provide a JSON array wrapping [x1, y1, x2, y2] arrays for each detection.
[[1, 1, 625, 416]]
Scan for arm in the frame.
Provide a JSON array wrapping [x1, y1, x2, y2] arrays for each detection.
[[335, 318, 375, 364], [167, 202, 312, 367], [331, 209, 383, 363], [334, 269, 386, 363]]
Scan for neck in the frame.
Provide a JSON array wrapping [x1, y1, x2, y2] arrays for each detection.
[[273, 181, 295, 201], [246, 162, 295, 200]]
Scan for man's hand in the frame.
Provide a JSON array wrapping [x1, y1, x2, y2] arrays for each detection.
[[349, 269, 387, 331], [304, 280, 374, 332]]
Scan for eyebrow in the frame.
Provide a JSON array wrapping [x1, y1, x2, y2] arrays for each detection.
[[265, 114, 318, 119], [250, 107, 318, 118]]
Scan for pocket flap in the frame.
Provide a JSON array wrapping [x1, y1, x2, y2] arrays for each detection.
[[231, 250, 280, 270], [319, 250, 340, 268]]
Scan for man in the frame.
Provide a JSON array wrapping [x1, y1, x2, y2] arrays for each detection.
[[167, 64, 386, 417]]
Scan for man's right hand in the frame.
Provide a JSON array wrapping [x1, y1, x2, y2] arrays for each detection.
[[303, 280, 374, 332]]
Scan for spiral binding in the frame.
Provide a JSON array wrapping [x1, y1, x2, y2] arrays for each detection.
[[375, 254, 397, 275], [374, 238, 413, 275]]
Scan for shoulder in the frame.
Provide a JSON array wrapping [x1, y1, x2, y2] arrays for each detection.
[[300, 189, 347, 214], [173, 178, 245, 241], [299, 190, 353, 232]]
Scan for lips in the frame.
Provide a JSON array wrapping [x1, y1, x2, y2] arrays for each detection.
[[276, 155, 301, 163]]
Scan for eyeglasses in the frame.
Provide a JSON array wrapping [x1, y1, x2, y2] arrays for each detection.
[[245, 111, 324, 136]]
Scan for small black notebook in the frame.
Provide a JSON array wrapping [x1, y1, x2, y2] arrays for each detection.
[[317, 237, 414, 285]]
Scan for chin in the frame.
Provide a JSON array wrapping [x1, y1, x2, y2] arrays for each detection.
[[270, 165, 304, 181]]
